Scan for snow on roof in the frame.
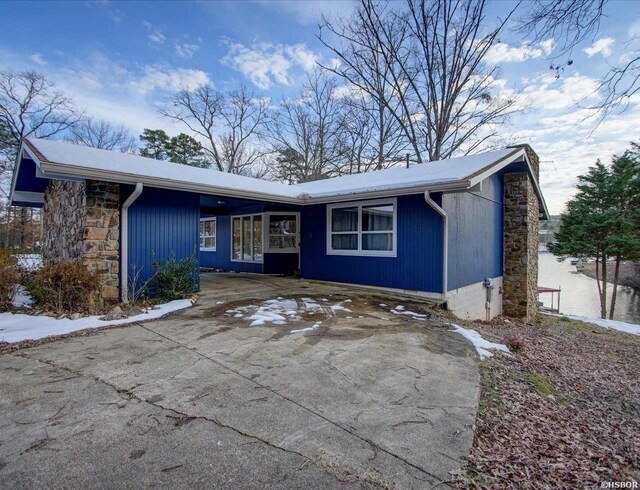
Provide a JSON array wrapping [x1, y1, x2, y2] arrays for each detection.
[[295, 148, 519, 198], [25, 138, 298, 199], [23, 137, 524, 202]]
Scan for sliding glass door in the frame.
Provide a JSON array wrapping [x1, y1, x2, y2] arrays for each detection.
[[232, 214, 263, 262]]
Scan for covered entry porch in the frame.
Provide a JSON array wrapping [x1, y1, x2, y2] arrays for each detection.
[[198, 194, 301, 276]]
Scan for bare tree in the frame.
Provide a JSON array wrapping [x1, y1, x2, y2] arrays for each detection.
[[0, 70, 79, 248], [219, 87, 271, 175], [321, 0, 520, 162], [67, 117, 137, 153], [520, 0, 638, 116], [161, 84, 269, 175], [320, 2, 417, 162], [269, 70, 348, 183]]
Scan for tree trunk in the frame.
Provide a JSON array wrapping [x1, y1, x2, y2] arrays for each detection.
[[601, 254, 608, 319], [595, 258, 604, 318], [609, 256, 621, 320]]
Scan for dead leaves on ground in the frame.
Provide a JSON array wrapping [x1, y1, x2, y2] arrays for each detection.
[[461, 317, 640, 488]]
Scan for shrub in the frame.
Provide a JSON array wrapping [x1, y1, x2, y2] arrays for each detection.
[[0, 251, 19, 311], [502, 334, 526, 353], [151, 250, 198, 302], [28, 260, 99, 315]]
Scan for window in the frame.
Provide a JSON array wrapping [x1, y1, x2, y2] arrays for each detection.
[[200, 217, 216, 251], [327, 199, 396, 257], [266, 213, 299, 253], [232, 214, 263, 262]]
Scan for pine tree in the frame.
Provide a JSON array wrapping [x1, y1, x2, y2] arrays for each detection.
[[550, 144, 640, 319], [166, 133, 208, 168], [139, 129, 170, 160]]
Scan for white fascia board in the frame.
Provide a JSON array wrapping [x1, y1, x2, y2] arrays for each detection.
[[12, 191, 44, 204], [466, 147, 550, 219], [39, 161, 303, 205], [467, 148, 526, 188]]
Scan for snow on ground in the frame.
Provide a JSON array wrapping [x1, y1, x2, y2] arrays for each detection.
[[291, 322, 322, 334], [390, 305, 428, 319], [11, 285, 33, 308], [451, 324, 510, 359], [226, 297, 354, 330], [0, 299, 194, 343], [14, 254, 42, 271], [543, 312, 640, 336]]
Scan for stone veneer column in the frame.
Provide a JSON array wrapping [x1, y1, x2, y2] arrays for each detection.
[[502, 161, 540, 320], [42, 179, 120, 303]]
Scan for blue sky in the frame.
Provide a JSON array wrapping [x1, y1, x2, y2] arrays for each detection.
[[0, 0, 639, 214]]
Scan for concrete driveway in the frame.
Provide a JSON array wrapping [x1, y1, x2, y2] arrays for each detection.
[[0, 273, 479, 489]]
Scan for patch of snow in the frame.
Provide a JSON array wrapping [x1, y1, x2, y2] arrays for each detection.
[[543, 312, 640, 336], [391, 308, 428, 319], [450, 324, 510, 359], [0, 299, 194, 344], [247, 298, 302, 326], [14, 254, 42, 271], [301, 298, 322, 311], [290, 322, 322, 334], [343, 299, 352, 303], [11, 285, 33, 308], [379, 303, 387, 308], [320, 298, 328, 302], [216, 301, 225, 305], [330, 305, 352, 313]]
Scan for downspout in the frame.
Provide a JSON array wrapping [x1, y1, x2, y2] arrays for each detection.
[[424, 190, 448, 304], [121, 183, 144, 303]]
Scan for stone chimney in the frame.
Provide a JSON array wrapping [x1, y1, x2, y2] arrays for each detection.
[[42, 179, 121, 303], [502, 145, 541, 320]]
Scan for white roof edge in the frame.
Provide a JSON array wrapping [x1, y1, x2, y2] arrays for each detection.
[[39, 161, 303, 205], [18, 138, 546, 209]]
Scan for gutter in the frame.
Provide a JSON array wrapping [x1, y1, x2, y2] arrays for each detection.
[[121, 183, 143, 303], [424, 190, 448, 304]]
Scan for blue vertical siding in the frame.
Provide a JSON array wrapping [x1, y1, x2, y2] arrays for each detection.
[[300, 193, 444, 293], [444, 172, 503, 290], [125, 186, 200, 294]]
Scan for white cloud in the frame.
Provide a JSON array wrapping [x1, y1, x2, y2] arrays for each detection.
[[143, 21, 165, 44], [29, 53, 47, 66], [129, 66, 210, 95], [629, 19, 640, 38], [221, 41, 319, 89], [175, 42, 199, 59], [583, 37, 615, 58], [484, 39, 555, 64]]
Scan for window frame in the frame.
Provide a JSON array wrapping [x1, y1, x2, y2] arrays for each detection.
[[199, 217, 217, 252], [230, 213, 264, 263], [326, 198, 397, 257], [265, 212, 300, 253]]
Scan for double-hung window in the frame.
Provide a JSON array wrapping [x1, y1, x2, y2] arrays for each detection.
[[327, 199, 396, 257], [199, 217, 217, 251], [266, 213, 299, 253], [232, 214, 263, 262]]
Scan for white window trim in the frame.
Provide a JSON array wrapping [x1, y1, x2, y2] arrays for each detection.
[[326, 198, 397, 257], [200, 217, 217, 252], [230, 213, 264, 263], [265, 212, 300, 254]]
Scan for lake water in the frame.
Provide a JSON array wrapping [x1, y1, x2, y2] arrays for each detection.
[[538, 253, 640, 323]]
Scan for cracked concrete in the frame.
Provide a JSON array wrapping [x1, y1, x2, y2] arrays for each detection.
[[0, 273, 480, 489]]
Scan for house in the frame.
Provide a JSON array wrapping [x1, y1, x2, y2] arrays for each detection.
[[10, 138, 548, 320]]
